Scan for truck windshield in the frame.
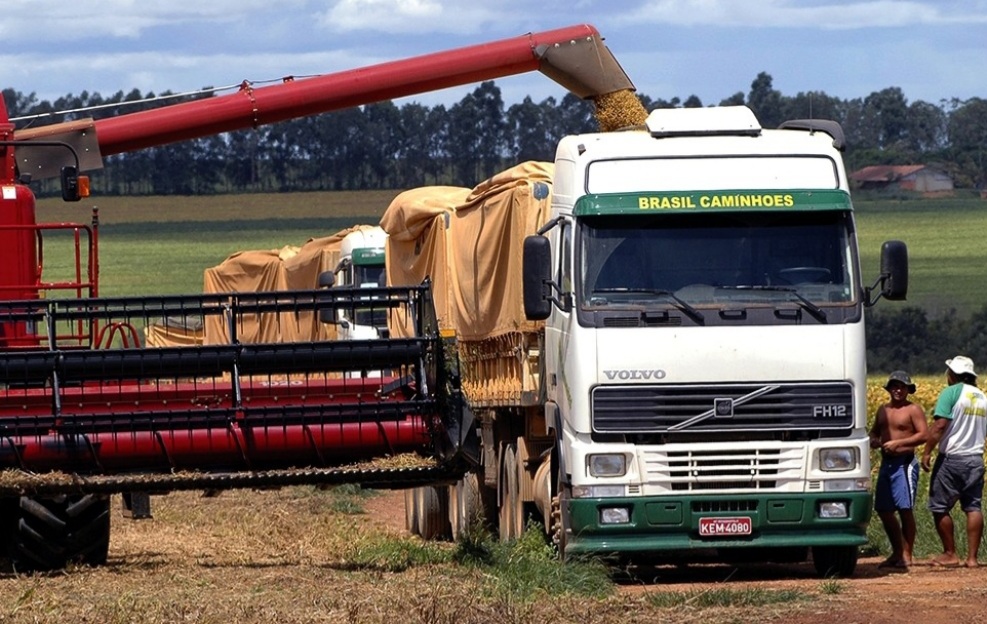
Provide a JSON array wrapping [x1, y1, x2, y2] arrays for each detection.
[[354, 265, 386, 288], [578, 211, 857, 311]]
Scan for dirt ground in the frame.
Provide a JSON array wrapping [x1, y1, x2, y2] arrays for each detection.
[[2, 488, 986, 623], [363, 491, 987, 624]]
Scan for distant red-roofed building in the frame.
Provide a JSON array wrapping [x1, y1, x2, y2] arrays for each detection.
[[849, 164, 953, 193]]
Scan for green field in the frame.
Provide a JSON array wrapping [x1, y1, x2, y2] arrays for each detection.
[[36, 190, 398, 296], [37, 192, 987, 316], [855, 196, 987, 317]]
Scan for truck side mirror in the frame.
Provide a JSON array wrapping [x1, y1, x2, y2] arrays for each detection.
[[317, 270, 336, 323], [318, 270, 335, 288], [865, 240, 908, 306], [880, 240, 908, 301], [523, 235, 553, 320]]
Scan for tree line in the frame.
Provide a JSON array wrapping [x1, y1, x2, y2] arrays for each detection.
[[5, 71, 987, 195], [867, 305, 987, 376]]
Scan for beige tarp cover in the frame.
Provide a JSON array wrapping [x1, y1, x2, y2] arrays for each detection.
[[451, 161, 553, 341], [381, 161, 553, 341], [144, 323, 203, 348], [201, 248, 290, 345], [380, 186, 471, 331], [191, 225, 375, 346]]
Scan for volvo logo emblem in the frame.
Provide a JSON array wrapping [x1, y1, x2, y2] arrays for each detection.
[[603, 369, 667, 381], [714, 398, 734, 418]]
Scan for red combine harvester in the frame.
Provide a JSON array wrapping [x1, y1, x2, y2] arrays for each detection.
[[0, 25, 634, 571]]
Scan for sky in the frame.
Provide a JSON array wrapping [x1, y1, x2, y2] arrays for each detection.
[[3, 0, 987, 118]]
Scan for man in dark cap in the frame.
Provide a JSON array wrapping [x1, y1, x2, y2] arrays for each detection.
[[921, 356, 987, 567], [869, 370, 928, 568]]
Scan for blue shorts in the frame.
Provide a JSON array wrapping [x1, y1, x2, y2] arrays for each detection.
[[928, 454, 985, 514], [874, 453, 919, 512]]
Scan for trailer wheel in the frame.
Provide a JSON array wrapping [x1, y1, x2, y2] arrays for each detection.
[[498, 443, 524, 542], [404, 489, 420, 536], [811, 545, 858, 578], [449, 472, 483, 540], [415, 485, 450, 541], [7, 494, 111, 572]]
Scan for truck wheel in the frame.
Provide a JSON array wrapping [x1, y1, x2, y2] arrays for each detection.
[[404, 489, 420, 536], [498, 443, 524, 542], [449, 472, 482, 540], [551, 487, 572, 560], [415, 485, 450, 541], [8, 494, 111, 572], [811, 545, 858, 578]]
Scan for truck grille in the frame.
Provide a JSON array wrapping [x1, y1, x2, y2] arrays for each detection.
[[592, 382, 853, 433], [642, 447, 805, 492]]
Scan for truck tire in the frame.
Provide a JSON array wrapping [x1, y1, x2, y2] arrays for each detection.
[[448, 472, 482, 540], [498, 443, 524, 542], [811, 545, 858, 578], [7, 494, 111, 572], [415, 485, 450, 541], [404, 489, 420, 536], [551, 489, 572, 561]]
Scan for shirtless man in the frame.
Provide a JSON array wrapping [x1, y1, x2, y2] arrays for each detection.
[[869, 370, 928, 568]]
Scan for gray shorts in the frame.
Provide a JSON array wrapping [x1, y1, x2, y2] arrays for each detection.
[[928, 454, 985, 514]]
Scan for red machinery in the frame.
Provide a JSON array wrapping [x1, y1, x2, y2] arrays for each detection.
[[0, 24, 633, 571]]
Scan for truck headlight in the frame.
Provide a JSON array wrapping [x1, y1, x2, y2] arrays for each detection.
[[588, 454, 626, 477], [819, 448, 856, 472], [818, 501, 849, 518]]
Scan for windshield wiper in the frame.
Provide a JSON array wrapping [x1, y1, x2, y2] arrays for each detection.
[[592, 288, 705, 324], [721, 285, 828, 322]]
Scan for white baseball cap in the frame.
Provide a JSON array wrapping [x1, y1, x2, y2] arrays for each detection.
[[946, 355, 977, 377]]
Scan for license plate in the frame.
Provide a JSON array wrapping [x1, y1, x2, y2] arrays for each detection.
[[699, 516, 752, 537]]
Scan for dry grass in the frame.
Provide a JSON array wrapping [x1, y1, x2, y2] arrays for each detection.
[[0, 487, 824, 624]]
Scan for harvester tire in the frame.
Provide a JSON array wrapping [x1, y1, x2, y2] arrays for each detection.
[[0, 496, 16, 566], [415, 485, 450, 541], [7, 494, 111, 572]]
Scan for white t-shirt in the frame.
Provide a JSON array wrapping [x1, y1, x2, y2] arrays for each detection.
[[934, 382, 987, 456]]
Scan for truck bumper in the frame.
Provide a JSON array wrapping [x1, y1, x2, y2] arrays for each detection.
[[563, 491, 871, 558]]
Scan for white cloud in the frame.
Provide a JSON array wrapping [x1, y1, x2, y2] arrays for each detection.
[[620, 0, 987, 29], [316, 0, 511, 33], [0, 1, 306, 42]]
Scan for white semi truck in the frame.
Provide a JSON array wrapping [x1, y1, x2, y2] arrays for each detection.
[[520, 105, 907, 576], [321, 226, 390, 341]]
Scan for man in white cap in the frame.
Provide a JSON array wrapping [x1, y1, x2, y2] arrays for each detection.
[[921, 355, 987, 567]]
